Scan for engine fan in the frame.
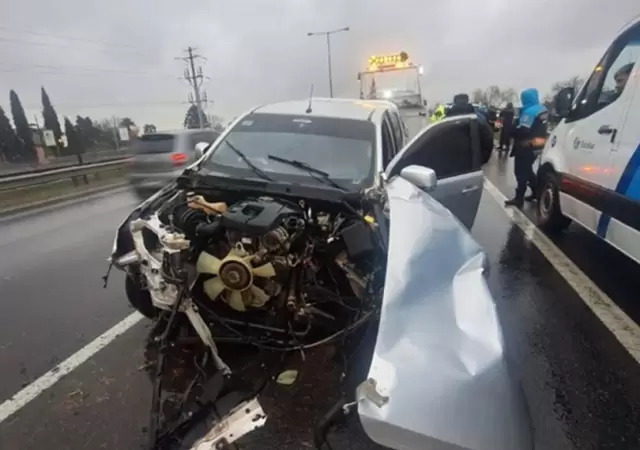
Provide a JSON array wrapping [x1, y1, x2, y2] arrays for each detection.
[[196, 247, 276, 312]]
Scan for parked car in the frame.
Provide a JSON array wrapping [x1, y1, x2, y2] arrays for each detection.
[[129, 129, 220, 199]]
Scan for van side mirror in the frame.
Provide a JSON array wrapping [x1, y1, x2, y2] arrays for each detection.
[[194, 141, 209, 158], [554, 87, 574, 118], [400, 165, 437, 191]]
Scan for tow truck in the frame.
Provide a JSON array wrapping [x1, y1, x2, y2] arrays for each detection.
[[357, 52, 427, 138]]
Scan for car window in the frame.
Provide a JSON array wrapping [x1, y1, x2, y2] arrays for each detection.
[[381, 115, 397, 165], [187, 131, 220, 150], [133, 134, 175, 154], [392, 119, 475, 179], [202, 113, 376, 186], [572, 24, 640, 119]]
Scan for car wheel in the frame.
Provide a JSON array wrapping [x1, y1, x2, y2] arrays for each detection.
[[537, 172, 571, 232], [125, 273, 158, 319]]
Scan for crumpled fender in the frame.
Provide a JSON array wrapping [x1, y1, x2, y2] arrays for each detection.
[[358, 176, 533, 450]]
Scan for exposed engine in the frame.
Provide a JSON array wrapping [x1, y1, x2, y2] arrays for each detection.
[[112, 188, 385, 448], [130, 190, 380, 335]]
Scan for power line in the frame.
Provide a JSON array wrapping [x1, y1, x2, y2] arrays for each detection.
[[176, 46, 208, 128], [0, 36, 150, 58], [0, 62, 179, 78], [0, 25, 143, 50], [20, 100, 189, 109]]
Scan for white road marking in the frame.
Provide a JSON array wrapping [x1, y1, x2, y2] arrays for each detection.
[[0, 311, 144, 424], [484, 178, 640, 363]]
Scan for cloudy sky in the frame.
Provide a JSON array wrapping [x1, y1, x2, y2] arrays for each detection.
[[2, 0, 639, 130]]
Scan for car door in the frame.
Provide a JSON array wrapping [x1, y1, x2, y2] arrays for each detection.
[[385, 115, 484, 229], [387, 109, 408, 148], [380, 112, 399, 169], [557, 25, 640, 232]]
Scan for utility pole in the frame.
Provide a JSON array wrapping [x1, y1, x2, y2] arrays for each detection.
[[307, 27, 349, 98], [177, 47, 208, 128], [112, 116, 120, 150]]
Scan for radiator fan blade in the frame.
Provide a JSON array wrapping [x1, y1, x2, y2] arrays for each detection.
[[196, 252, 222, 275], [251, 262, 276, 278], [227, 290, 246, 312], [248, 285, 270, 307], [203, 277, 226, 301]]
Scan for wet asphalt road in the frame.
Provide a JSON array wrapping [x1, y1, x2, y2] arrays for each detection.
[[0, 156, 639, 450]]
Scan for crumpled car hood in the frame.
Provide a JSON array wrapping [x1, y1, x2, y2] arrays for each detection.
[[358, 177, 533, 450]]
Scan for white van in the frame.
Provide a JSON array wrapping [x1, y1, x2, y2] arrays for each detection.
[[537, 18, 640, 263]]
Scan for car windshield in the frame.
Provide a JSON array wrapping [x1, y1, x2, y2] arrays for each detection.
[[200, 113, 376, 188]]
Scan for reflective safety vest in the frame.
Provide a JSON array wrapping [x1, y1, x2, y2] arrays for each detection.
[[430, 104, 446, 123]]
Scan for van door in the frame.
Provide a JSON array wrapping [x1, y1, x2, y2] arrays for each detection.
[[557, 23, 640, 233], [385, 115, 484, 229], [597, 26, 640, 260]]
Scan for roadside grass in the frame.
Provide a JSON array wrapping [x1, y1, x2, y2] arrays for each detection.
[[0, 167, 129, 211]]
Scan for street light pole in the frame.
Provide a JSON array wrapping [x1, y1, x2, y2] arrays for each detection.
[[307, 27, 349, 98]]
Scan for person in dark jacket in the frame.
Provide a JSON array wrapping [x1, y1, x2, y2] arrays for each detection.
[[498, 102, 515, 155], [504, 88, 549, 207], [446, 93, 494, 165]]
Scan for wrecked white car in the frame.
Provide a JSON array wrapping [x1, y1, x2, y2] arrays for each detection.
[[107, 104, 532, 450]]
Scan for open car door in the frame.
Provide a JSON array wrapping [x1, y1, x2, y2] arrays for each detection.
[[385, 114, 484, 229]]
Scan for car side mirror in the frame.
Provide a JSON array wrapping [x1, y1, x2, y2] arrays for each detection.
[[554, 87, 574, 118], [194, 141, 209, 158], [399, 165, 437, 191]]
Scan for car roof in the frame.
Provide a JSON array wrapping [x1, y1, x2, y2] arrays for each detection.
[[251, 97, 397, 126]]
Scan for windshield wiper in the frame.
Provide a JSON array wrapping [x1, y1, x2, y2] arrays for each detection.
[[267, 154, 346, 191], [225, 140, 273, 182]]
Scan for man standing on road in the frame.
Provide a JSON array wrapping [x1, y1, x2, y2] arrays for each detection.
[[498, 102, 515, 156], [505, 88, 549, 207], [446, 93, 494, 165]]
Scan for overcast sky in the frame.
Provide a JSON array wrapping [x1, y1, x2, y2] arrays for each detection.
[[2, 0, 639, 130]]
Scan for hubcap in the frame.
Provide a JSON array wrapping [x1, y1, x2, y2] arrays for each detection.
[[539, 183, 554, 219]]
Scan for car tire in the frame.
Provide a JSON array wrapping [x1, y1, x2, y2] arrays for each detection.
[[537, 171, 571, 232], [125, 273, 158, 319]]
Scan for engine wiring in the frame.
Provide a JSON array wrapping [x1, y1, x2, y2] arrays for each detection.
[[118, 186, 388, 450]]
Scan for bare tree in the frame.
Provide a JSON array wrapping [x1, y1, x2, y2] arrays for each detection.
[[472, 86, 516, 107], [500, 88, 517, 105], [472, 89, 488, 106]]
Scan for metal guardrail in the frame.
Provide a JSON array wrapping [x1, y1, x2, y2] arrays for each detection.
[[0, 148, 132, 178], [0, 158, 131, 191]]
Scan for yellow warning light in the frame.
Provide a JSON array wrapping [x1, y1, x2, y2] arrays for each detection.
[[367, 52, 410, 71]]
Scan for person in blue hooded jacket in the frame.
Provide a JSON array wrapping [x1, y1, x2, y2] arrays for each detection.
[[504, 88, 549, 207]]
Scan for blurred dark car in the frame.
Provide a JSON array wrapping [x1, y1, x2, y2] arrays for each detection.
[[129, 129, 220, 200]]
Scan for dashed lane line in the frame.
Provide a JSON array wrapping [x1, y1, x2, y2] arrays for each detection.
[[484, 178, 640, 363], [0, 311, 144, 424]]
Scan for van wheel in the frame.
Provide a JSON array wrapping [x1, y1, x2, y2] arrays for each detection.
[[537, 172, 571, 232]]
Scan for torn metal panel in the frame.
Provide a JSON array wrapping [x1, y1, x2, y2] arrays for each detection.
[[358, 177, 533, 450]]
